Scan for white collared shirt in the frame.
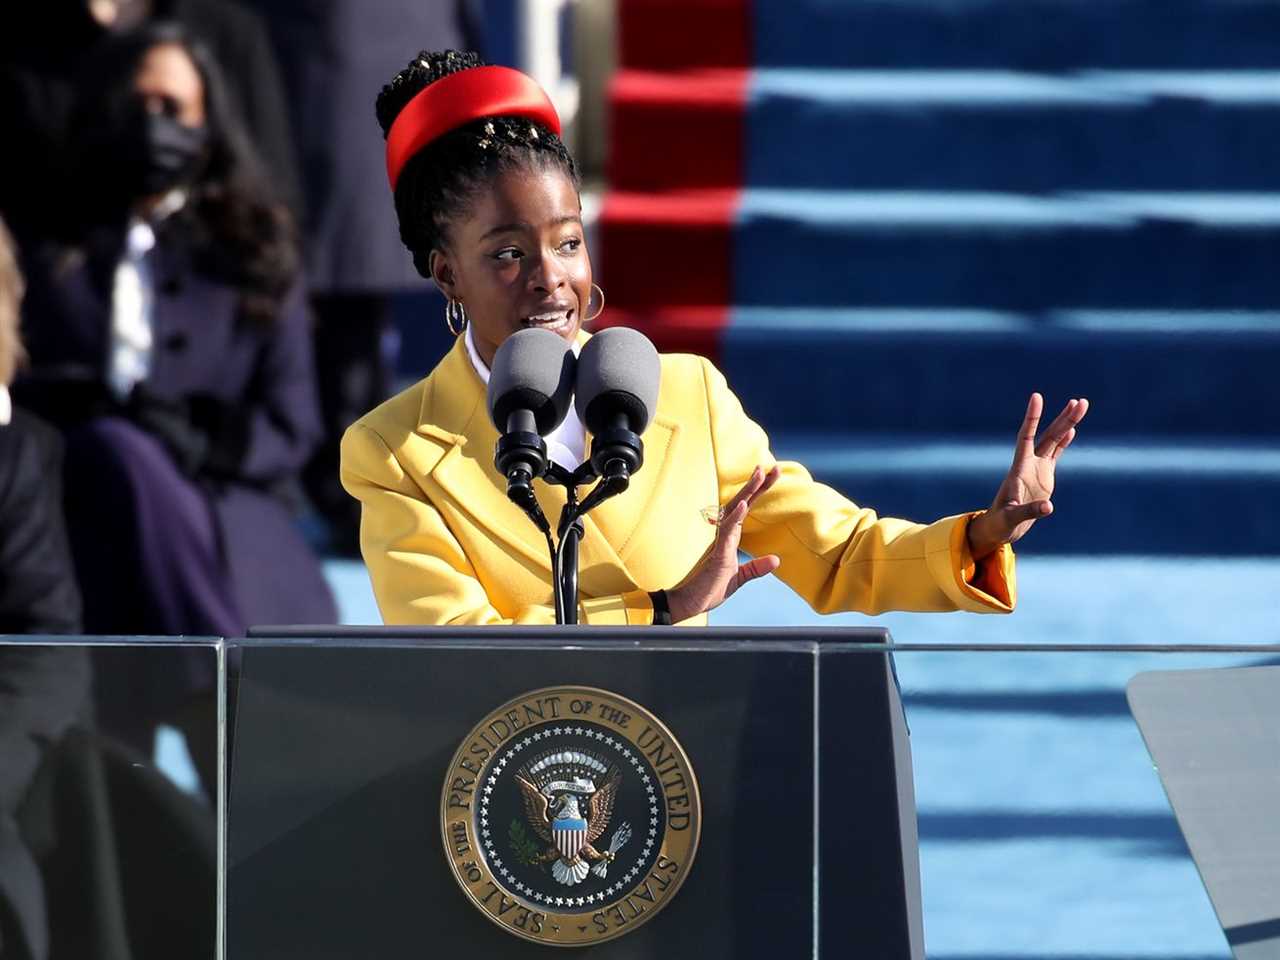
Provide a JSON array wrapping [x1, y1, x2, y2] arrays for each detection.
[[0, 384, 11, 426], [464, 324, 586, 469], [106, 190, 186, 401]]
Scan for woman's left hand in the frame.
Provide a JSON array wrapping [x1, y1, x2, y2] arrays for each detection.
[[967, 393, 1090, 558]]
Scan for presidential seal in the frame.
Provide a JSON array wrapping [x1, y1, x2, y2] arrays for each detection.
[[441, 686, 701, 946]]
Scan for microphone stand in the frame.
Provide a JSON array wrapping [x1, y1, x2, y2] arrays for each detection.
[[544, 463, 588, 625], [504, 456, 635, 625], [542, 460, 630, 625], [500, 407, 644, 623]]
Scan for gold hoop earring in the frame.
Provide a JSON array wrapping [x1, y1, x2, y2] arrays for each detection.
[[444, 298, 467, 336], [584, 282, 605, 323]]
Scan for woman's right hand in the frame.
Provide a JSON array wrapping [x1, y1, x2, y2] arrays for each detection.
[[665, 465, 782, 623]]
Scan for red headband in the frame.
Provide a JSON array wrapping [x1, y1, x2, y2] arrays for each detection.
[[385, 65, 562, 191]]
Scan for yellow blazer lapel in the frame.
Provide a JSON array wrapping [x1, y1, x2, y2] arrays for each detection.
[[417, 338, 556, 573], [582, 413, 679, 566]]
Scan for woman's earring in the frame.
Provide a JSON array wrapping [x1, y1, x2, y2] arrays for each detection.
[[445, 298, 467, 336], [584, 283, 606, 323]]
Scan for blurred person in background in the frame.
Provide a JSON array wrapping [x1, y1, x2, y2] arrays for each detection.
[[0, 217, 90, 960], [14, 23, 335, 783], [248, 0, 478, 553], [0, 0, 301, 247], [0, 219, 82, 637]]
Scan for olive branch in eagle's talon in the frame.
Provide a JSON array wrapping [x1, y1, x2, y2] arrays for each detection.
[[508, 819, 544, 868]]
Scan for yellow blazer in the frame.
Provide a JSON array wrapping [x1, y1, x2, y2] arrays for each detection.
[[340, 333, 1016, 626]]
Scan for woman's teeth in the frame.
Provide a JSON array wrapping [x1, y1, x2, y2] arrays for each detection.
[[522, 311, 573, 329]]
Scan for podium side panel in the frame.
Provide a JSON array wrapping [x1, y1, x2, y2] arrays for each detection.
[[888, 655, 926, 958], [819, 650, 924, 959]]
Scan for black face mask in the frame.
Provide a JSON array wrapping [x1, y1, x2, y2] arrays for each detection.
[[119, 107, 210, 198]]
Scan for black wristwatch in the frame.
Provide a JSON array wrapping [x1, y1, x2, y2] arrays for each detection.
[[649, 590, 673, 626]]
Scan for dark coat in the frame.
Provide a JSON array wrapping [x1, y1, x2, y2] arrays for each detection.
[[0, 642, 89, 960], [0, 411, 82, 636], [16, 225, 336, 633], [0, 411, 86, 959], [247, 0, 476, 291]]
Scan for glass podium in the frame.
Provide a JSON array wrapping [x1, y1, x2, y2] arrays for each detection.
[[2, 631, 1276, 959], [0, 639, 219, 960], [228, 628, 918, 957]]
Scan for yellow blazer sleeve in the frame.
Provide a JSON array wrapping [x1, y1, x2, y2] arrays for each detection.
[[340, 423, 656, 626], [700, 358, 1015, 615]]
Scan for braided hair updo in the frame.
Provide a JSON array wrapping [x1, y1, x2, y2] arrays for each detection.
[[377, 50, 580, 279]]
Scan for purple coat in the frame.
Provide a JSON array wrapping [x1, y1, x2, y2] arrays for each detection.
[[18, 226, 336, 633]]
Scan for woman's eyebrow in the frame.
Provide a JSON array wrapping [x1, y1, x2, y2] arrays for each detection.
[[480, 215, 581, 241], [480, 222, 525, 240]]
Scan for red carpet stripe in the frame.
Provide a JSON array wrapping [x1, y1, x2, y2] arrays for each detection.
[[602, 0, 753, 362], [607, 69, 748, 191], [617, 0, 751, 71], [598, 190, 740, 361]]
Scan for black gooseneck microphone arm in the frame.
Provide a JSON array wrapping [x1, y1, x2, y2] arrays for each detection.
[[540, 463, 620, 625], [498, 452, 629, 625], [493, 408, 569, 617], [533, 428, 639, 624], [543, 462, 590, 625]]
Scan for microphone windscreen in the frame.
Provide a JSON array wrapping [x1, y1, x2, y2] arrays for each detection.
[[488, 329, 576, 435], [574, 327, 661, 435]]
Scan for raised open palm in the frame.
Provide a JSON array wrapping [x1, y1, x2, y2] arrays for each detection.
[[968, 393, 1090, 558], [665, 465, 782, 624]]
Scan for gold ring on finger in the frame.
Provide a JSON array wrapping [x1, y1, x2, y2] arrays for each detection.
[[700, 505, 725, 528]]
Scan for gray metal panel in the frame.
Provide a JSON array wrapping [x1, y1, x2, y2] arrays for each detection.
[[886, 657, 926, 959], [1127, 665, 1280, 959]]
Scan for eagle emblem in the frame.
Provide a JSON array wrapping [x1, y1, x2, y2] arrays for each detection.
[[514, 750, 632, 886], [443, 686, 702, 946]]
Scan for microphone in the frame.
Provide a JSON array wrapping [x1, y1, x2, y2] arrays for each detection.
[[487, 329, 576, 513], [574, 327, 661, 483]]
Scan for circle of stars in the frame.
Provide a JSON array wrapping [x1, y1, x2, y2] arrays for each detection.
[[477, 723, 663, 908]]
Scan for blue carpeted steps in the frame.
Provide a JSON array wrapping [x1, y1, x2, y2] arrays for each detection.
[[608, 69, 1280, 192], [745, 70, 1280, 191], [733, 190, 1280, 309], [726, 311, 1280, 552], [634, 4, 1280, 557], [724, 309, 1280, 437], [753, 0, 1280, 70], [768, 435, 1280, 554]]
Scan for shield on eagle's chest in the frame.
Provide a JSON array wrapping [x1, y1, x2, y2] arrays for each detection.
[[552, 815, 588, 861]]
